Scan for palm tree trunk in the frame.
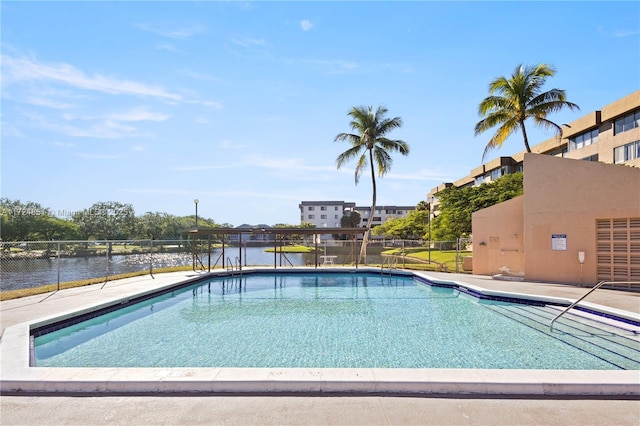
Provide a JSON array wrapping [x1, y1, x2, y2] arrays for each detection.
[[359, 149, 377, 264], [520, 122, 532, 152]]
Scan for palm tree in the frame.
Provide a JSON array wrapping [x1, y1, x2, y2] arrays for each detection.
[[474, 63, 580, 161], [335, 105, 409, 263]]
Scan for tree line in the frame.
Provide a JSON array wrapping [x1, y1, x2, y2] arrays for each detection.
[[0, 199, 229, 241], [371, 172, 524, 241]]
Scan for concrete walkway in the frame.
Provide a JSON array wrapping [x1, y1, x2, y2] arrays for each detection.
[[1, 269, 639, 425], [2, 395, 639, 425]]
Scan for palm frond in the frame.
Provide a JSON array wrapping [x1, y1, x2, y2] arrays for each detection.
[[335, 145, 365, 169], [335, 105, 409, 188], [476, 63, 578, 158], [481, 120, 519, 161], [373, 146, 393, 176], [354, 154, 368, 185]]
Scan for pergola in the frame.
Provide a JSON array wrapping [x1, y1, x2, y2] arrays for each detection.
[[184, 227, 367, 270]]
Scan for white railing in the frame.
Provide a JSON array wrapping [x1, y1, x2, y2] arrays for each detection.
[[550, 281, 640, 330]]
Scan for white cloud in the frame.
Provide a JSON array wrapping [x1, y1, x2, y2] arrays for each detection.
[[2, 55, 183, 101], [155, 43, 180, 53], [182, 69, 221, 82], [25, 96, 72, 109], [298, 59, 360, 74], [120, 187, 305, 201], [135, 23, 206, 39], [38, 117, 145, 139], [188, 99, 224, 108], [246, 156, 338, 173], [75, 152, 119, 160], [219, 140, 246, 149], [231, 37, 267, 48], [597, 25, 640, 38], [171, 164, 241, 171], [612, 29, 640, 38], [54, 142, 75, 148], [300, 20, 314, 31], [104, 108, 170, 122], [384, 169, 454, 182]]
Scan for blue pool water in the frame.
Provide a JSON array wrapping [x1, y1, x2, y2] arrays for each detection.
[[33, 272, 640, 369]]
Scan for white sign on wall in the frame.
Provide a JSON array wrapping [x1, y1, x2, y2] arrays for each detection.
[[552, 234, 567, 251]]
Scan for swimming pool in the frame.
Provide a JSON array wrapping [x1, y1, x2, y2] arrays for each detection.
[[32, 272, 640, 370]]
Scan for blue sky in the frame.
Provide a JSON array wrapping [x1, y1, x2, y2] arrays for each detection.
[[2, 1, 639, 226]]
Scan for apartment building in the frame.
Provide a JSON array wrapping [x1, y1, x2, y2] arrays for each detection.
[[298, 201, 356, 228], [354, 205, 415, 228], [298, 201, 414, 229], [427, 91, 640, 208], [428, 90, 640, 284]]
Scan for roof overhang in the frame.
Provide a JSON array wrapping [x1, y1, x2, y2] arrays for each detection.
[[184, 227, 366, 236]]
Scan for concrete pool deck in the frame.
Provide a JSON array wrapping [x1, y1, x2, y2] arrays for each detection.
[[1, 268, 639, 424]]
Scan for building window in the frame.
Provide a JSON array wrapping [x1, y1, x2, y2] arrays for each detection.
[[320, 206, 327, 211], [308, 206, 314, 211], [568, 129, 599, 151], [475, 174, 489, 186], [582, 154, 599, 162], [308, 214, 315, 219], [373, 217, 381, 222], [613, 140, 640, 164], [614, 110, 640, 135], [321, 214, 327, 219], [335, 206, 339, 211], [334, 214, 338, 219]]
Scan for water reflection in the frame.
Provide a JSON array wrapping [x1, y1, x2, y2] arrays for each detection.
[[0, 247, 391, 292]]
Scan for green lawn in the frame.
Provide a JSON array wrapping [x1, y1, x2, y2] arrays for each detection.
[[264, 245, 316, 253], [381, 247, 471, 271]]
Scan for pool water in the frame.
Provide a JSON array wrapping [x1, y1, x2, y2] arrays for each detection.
[[33, 273, 640, 369]]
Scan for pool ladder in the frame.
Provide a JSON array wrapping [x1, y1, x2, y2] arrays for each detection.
[[381, 256, 399, 275], [226, 256, 241, 276], [550, 280, 639, 331]]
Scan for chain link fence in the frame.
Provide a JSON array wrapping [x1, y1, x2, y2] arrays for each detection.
[[1, 238, 473, 293]]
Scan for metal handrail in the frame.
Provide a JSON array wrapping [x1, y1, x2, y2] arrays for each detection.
[[381, 256, 398, 275], [550, 281, 639, 331], [226, 256, 235, 273]]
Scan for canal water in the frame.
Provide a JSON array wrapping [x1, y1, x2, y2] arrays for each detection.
[[0, 247, 385, 291]]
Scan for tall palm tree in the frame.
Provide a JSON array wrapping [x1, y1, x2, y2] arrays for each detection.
[[474, 63, 580, 161], [335, 105, 409, 263]]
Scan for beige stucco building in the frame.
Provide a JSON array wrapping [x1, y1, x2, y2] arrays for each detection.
[[427, 91, 640, 285], [472, 153, 640, 285]]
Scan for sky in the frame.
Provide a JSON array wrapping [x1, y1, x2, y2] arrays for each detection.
[[2, 1, 639, 227]]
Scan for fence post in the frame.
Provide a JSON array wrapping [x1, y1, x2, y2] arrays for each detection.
[[456, 238, 460, 273], [149, 239, 154, 279], [105, 242, 109, 283], [57, 242, 61, 291]]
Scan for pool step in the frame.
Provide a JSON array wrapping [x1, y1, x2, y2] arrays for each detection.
[[484, 303, 640, 370]]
